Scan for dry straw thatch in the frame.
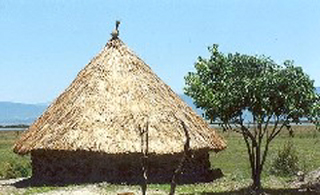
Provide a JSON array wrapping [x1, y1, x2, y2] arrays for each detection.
[[14, 31, 226, 156]]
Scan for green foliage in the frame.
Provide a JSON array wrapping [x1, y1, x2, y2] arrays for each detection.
[[310, 95, 320, 130], [185, 44, 318, 124], [184, 44, 319, 191], [269, 141, 300, 177], [0, 159, 31, 179], [0, 130, 32, 179]]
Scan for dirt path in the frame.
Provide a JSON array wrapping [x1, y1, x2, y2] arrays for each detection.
[[0, 178, 166, 195]]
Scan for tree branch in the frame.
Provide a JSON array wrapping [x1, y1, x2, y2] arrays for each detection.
[[260, 136, 270, 171], [261, 115, 272, 139], [170, 120, 191, 195], [268, 115, 280, 141], [242, 131, 255, 179], [241, 124, 257, 146], [140, 121, 149, 195]]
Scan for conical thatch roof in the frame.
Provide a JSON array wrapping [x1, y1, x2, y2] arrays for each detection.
[[14, 33, 226, 155]]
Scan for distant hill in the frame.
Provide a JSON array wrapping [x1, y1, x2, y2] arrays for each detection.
[[0, 102, 48, 125], [179, 94, 204, 117]]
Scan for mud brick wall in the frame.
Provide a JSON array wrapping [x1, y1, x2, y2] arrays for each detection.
[[31, 149, 219, 184]]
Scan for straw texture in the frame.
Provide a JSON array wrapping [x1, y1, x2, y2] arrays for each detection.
[[13, 37, 226, 155]]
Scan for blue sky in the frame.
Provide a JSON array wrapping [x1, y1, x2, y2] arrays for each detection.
[[0, 1, 319, 103]]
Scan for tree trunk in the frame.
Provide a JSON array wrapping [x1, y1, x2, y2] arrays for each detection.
[[254, 138, 262, 192], [252, 169, 262, 192], [244, 136, 263, 193], [240, 122, 281, 195], [249, 150, 262, 193]]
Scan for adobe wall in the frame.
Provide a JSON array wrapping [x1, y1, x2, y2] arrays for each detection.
[[31, 149, 221, 184]]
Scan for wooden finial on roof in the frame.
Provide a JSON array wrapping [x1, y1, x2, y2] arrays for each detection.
[[111, 20, 120, 39]]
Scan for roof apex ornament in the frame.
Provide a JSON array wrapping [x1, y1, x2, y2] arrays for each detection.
[[111, 20, 120, 39]]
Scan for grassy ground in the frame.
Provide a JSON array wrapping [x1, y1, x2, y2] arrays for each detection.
[[212, 126, 320, 181], [0, 126, 319, 194]]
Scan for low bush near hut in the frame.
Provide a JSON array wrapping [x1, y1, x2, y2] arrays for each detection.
[[269, 141, 300, 177], [0, 130, 31, 179], [0, 160, 31, 179]]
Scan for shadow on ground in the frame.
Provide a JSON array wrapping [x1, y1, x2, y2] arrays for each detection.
[[198, 187, 320, 195]]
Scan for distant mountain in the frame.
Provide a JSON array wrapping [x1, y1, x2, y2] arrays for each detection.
[[316, 87, 320, 94], [0, 102, 48, 125], [179, 94, 204, 117]]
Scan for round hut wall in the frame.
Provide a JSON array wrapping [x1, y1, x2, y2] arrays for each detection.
[[31, 149, 220, 184]]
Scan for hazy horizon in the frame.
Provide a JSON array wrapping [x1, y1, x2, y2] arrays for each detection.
[[1, 87, 320, 105]]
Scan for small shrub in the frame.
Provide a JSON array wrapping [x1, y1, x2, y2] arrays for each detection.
[[0, 160, 31, 179], [0, 162, 16, 179], [269, 141, 300, 177]]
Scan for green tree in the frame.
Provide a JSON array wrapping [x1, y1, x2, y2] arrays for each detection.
[[184, 44, 319, 192]]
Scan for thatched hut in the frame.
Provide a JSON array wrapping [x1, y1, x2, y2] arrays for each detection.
[[13, 23, 226, 184]]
